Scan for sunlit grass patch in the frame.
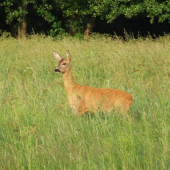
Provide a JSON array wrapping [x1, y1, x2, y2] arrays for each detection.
[[0, 35, 170, 169]]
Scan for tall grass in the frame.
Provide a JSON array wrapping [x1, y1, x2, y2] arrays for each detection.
[[0, 35, 170, 169]]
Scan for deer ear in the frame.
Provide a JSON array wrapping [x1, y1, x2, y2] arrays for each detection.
[[53, 51, 62, 61], [66, 50, 71, 61]]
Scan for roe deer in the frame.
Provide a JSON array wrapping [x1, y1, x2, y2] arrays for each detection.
[[53, 50, 133, 116]]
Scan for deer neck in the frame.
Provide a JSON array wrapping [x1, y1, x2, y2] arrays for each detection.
[[62, 68, 77, 95]]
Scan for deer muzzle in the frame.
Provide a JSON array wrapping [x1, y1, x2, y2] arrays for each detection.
[[54, 68, 60, 73]]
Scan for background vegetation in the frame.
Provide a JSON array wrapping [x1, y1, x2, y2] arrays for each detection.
[[1, 0, 170, 38], [0, 34, 170, 169]]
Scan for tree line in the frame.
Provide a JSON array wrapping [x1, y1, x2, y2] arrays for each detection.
[[1, 0, 170, 38]]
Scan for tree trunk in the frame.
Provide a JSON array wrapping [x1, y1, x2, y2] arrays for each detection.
[[10, 24, 17, 37], [17, 2, 27, 39], [66, 15, 76, 36], [18, 15, 27, 38], [84, 17, 96, 39]]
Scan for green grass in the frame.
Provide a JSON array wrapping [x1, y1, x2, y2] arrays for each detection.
[[0, 35, 170, 169]]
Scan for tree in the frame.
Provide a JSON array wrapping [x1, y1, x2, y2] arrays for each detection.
[[92, 0, 144, 23], [57, 0, 96, 37], [92, 0, 170, 24], [1, 0, 170, 38], [144, 0, 170, 23], [0, 0, 58, 38]]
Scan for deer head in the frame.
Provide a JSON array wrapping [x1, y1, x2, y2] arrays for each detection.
[[53, 50, 71, 74]]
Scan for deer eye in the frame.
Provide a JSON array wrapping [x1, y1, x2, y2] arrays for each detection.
[[63, 63, 66, 65]]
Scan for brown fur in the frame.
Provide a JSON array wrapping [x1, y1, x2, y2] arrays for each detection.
[[53, 51, 133, 116]]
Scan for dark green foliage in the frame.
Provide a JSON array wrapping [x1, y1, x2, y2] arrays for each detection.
[[1, 0, 170, 36]]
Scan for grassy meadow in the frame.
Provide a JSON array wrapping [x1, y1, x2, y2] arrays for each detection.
[[0, 34, 170, 169]]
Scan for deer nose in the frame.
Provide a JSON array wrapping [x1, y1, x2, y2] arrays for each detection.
[[54, 68, 60, 73]]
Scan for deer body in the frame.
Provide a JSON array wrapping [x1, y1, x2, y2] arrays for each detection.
[[53, 51, 133, 115]]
